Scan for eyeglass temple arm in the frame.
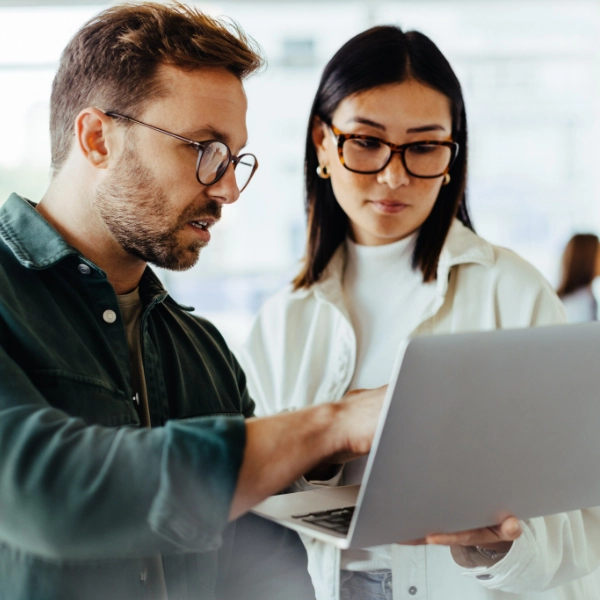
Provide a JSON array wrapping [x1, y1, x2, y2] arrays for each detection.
[[104, 111, 203, 149]]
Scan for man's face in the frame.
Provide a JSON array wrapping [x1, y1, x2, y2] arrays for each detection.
[[95, 65, 249, 270]]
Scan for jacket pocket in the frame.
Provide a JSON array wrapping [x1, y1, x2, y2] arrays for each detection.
[[26, 369, 140, 427]]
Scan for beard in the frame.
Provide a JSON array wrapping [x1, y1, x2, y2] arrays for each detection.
[[94, 141, 221, 271]]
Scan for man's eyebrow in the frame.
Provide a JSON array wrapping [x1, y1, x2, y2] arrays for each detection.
[[183, 126, 230, 143], [182, 126, 247, 151]]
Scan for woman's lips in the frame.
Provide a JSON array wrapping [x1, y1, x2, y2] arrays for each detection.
[[368, 200, 409, 214]]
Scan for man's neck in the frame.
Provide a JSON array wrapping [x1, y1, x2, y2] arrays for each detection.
[[37, 170, 146, 295]]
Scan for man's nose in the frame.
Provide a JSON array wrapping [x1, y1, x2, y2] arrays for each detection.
[[376, 152, 411, 189], [207, 163, 241, 205]]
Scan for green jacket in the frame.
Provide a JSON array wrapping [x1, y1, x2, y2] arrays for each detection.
[[0, 193, 255, 599]]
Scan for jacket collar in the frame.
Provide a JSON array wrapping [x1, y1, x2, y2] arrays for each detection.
[[438, 218, 494, 271], [0, 193, 172, 306], [295, 219, 495, 306], [0, 193, 79, 269]]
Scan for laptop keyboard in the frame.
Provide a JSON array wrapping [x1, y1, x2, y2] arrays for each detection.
[[292, 506, 355, 535]]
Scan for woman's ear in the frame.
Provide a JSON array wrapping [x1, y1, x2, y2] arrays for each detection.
[[311, 117, 329, 164]]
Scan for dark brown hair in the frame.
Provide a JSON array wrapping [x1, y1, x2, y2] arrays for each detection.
[[557, 233, 599, 297], [50, 1, 264, 173], [293, 25, 473, 289]]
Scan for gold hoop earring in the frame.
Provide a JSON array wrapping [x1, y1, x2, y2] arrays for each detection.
[[316, 164, 331, 179], [442, 173, 451, 186]]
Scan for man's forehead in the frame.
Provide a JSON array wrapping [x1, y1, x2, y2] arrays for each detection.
[[145, 64, 248, 148]]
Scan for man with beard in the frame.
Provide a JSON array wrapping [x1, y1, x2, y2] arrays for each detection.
[[0, 4, 384, 600]]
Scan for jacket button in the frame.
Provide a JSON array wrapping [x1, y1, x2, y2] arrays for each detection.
[[409, 586, 417, 595], [77, 263, 91, 275], [103, 309, 117, 324]]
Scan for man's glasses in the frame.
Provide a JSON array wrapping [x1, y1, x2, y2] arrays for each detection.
[[105, 112, 259, 192], [328, 123, 459, 179]]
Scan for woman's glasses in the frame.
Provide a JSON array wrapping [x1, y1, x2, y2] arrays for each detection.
[[328, 123, 458, 179], [105, 112, 259, 192]]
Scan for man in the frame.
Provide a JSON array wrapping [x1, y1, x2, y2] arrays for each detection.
[[0, 4, 382, 599], [0, 3, 522, 600]]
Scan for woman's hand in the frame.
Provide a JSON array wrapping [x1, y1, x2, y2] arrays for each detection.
[[399, 516, 521, 557], [424, 516, 521, 551]]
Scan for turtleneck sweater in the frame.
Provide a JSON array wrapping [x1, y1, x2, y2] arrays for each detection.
[[340, 232, 437, 572]]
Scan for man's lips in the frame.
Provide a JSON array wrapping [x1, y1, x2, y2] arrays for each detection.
[[187, 217, 218, 241], [187, 217, 217, 231], [368, 200, 409, 214]]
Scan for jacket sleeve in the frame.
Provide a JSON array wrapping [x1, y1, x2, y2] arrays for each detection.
[[237, 292, 289, 417], [457, 250, 600, 591], [458, 509, 600, 592], [0, 341, 246, 562]]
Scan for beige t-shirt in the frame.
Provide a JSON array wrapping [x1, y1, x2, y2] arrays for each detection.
[[117, 288, 167, 600], [117, 288, 151, 428]]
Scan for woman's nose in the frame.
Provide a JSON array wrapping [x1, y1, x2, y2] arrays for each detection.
[[376, 153, 411, 189]]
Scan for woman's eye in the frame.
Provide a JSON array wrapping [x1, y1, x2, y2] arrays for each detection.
[[408, 144, 438, 155], [350, 138, 383, 151]]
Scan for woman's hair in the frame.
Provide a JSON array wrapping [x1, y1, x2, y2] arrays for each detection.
[[50, 2, 264, 174], [293, 25, 473, 289], [557, 233, 599, 298]]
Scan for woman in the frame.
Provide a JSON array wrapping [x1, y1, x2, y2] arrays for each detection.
[[557, 233, 600, 322], [238, 26, 600, 600]]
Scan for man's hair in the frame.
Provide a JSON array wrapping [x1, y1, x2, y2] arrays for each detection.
[[50, 1, 264, 173]]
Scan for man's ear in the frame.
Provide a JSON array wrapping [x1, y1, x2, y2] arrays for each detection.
[[74, 107, 115, 169]]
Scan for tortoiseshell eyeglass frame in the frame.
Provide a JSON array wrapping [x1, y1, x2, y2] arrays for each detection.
[[104, 111, 259, 192], [327, 123, 459, 179]]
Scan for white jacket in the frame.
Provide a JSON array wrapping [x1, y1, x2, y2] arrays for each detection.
[[238, 220, 600, 600]]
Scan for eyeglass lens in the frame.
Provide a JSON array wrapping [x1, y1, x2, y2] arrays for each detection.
[[342, 138, 452, 177], [197, 141, 257, 191]]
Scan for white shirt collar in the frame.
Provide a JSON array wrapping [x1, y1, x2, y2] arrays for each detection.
[[293, 219, 494, 305]]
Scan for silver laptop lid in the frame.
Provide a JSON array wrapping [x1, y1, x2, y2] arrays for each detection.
[[348, 323, 600, 549]]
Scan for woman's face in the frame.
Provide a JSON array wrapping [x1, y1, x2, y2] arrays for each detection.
[[313, 79, 453, 246]]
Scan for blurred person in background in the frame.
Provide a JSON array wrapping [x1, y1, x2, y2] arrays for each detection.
[[238, 25, 600, 600], [557, 233, 600, 322]]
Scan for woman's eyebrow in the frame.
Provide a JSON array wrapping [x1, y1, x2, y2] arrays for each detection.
[[406, 124, 447, 133], [345, 117, 386, 130], [345, 118, 448, 134]]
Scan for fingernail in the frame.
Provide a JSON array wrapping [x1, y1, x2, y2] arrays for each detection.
[[507, 520, 520, 534]]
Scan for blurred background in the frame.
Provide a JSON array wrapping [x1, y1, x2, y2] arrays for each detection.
[[1, 0, 599, 349]]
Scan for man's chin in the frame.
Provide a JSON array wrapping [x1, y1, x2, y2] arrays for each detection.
[[151, 246, 203, 272]]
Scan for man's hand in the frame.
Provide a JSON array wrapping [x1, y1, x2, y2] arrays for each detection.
[[305, 386, 387, 480], [328, 386, 387, 464], [229, 386, 386, 520]]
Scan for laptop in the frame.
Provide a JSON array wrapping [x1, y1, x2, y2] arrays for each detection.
[[252, 322, 600, 549]]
